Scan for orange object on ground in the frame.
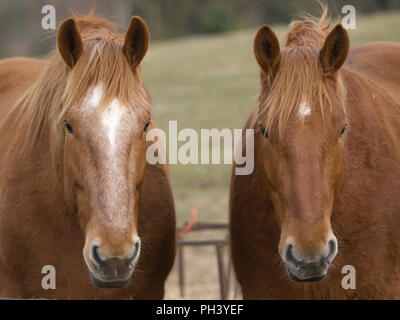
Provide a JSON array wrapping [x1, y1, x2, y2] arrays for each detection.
[[179, 208, 198, 238]]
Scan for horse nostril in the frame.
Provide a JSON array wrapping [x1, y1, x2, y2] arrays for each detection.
[[90, 245, 105, 269], [127, 239, 141, 269], [324, 239, 338, 265], [285, 244, 301, 270]]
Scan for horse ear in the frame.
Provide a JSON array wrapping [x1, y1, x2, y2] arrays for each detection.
[[254, 25, 280, 75], [123, 16, 150, 70], [320, 24, 350, 76], [57, 18, 83, 68]]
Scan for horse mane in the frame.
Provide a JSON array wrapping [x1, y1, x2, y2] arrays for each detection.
[[257, 6, 347, 135], [5, 12, 151, 165]]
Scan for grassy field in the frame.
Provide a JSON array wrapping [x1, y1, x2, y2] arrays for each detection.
[[141, 11, 400, 299]]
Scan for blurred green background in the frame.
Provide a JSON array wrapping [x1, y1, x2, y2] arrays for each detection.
[[1, 0, 400, 299], [1, 0, 400, 58]]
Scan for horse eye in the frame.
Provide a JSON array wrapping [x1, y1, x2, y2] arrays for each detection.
[[339, 125, 347, 138], [64, 120, 73, 134], [144, 119, 151, 132], [259, 125, 269, 139]]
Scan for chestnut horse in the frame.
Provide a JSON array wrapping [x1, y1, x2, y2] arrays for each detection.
[[230, 10, 400, 299], [0, 14, 175, 299]]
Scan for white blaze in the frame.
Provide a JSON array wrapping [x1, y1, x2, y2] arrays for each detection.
[[88, 84, 103, 106], [85, 84, 126, 151], [101, 98, 124, 150], [299, 101, 311, 118], [83, 84, 138, 230]]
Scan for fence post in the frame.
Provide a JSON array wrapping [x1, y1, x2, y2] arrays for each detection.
[[216, 244, 227, 300], [178, 244, 185, 297]]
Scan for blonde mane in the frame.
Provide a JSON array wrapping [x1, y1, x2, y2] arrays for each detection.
[[4, 12, 151, 163], [257, 7, 347, 135]]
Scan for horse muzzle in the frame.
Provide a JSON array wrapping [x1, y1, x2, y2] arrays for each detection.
[[283, 238, 337, 282], [90, 271, 132, 289], [87, 239, 141, 289]]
